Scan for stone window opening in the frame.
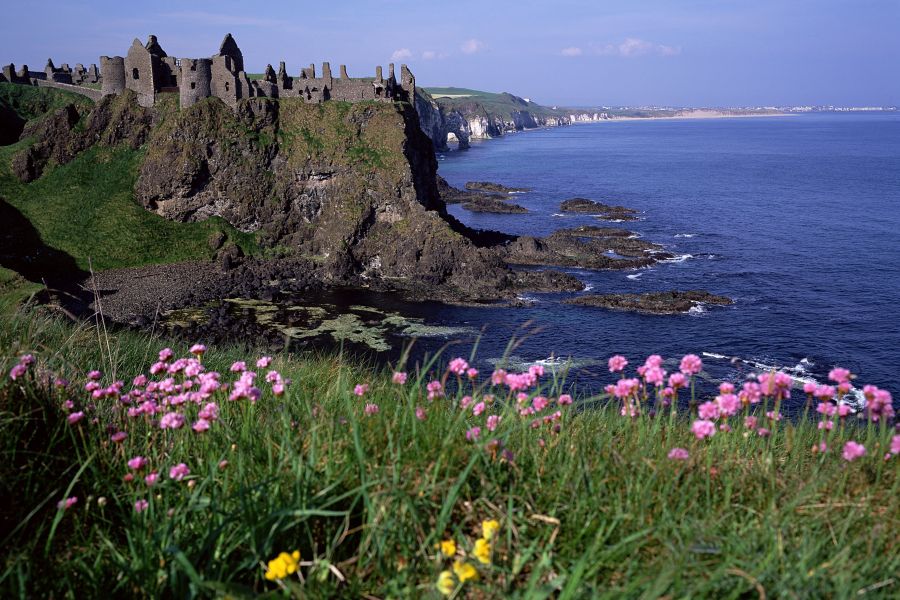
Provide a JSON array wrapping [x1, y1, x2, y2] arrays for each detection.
[[132, 68, 139, 80], [190, 82, 196, 89], [190, 64, 196, 72], [225, 81, 230, 92]]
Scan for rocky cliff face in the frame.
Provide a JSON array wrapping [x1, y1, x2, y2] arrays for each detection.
[[414, 90, 470, 150], [6, 89, 564, 303]]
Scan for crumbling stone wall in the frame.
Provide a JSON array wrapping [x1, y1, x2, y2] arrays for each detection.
[[3, 33, 417, 114]]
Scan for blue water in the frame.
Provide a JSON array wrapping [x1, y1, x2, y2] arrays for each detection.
[[415, 113, 900, 405]]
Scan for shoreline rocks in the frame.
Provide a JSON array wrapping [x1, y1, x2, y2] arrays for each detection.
[[565, 291, 733, 314], [560, 198, 640, 222], [465, 181, 531, 194], [462, 197, 528, 213]]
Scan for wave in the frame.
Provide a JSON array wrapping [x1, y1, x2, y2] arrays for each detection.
[[583, 284, 594, 291], [551, 213, 566, 217], [688, 305, 706, 315], [661, 254, 694, 263], [700, 353, 864, 409], [626, 272, 645, 280], [674, 233, 696, 238]]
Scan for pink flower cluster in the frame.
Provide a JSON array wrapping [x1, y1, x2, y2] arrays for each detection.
[[8, 353, 35, 381]]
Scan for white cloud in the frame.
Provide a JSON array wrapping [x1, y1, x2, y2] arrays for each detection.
[[460, 38, 485, 54], [596, 38, 681, 58], [421, 50, 448, 60], [561, 46, 583, 57], [391, 48, 413, 61]]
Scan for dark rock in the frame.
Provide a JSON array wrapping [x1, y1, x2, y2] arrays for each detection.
[[565, 291, 734, 314], [509, 269, 584, 292], [499, 234, 657, 270], [465, 181, 531, 194], [462, 197, 528, 213], [560, 198, 639, 221]]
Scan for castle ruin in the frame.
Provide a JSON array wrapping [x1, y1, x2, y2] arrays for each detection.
[[2, 34, 416, 112]]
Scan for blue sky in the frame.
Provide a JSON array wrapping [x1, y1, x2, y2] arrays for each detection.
[[2, 0, 898, 107]]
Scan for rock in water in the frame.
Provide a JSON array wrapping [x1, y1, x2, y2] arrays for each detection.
[[564, 291, 733, 314]]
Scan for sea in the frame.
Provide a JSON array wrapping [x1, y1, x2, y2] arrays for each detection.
[[225, 113, 900, 410]]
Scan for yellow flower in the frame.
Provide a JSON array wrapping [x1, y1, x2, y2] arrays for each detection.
[[473, 537, 491, 565], [436, 570, 455, 596], [264, 550, 301, 581], [436, 539, 456, 557], [452, 559, 478, 582], [481, 519, 500, 540]]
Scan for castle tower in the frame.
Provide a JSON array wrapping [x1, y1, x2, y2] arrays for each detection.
[[218, 33, 244, 73], [179, 58, 212, 109], [124, 38, 159, 107], [100, 56, 126, 96]]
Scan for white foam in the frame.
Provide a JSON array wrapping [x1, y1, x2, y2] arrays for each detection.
[[674, 233, 696, 238], [626, 272, 644, 280], [700, 353, 864, 410], [661, 254, 693, 263], [583, 284, 594, 291], [688, 305, 706, 315], [551, 213, 565, 217]]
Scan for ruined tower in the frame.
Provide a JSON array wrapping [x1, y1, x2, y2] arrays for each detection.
[[100, 56, 126, 96], [179, 58, 212, 109]]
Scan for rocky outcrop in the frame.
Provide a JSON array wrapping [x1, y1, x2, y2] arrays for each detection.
[[414, 90, 470, 151], [465, 181, 530, 193], [565, 291, 734, 314], [462, 197, 528, 214], [560, 198, 640, 222], [500, 234, 659, 270]]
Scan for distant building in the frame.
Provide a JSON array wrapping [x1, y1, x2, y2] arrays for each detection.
[[2, 34, 416, 112]]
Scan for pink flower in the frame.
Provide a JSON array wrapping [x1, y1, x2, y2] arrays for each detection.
[[757, 428, 771, 438], [448, 357, 469, 375], [158, 348, 174, 362], [218, 460, 229, 470], [427, 380, 444, 400], [691, 419, 716, 440], [265, 370, 281, 383], [668, 372, 686, 389], [698, 401, 720, 420], [415, 406, 426, 421], [491, 369, 507, 385], [159, 412, 185, 430], [486, 415, 501, 431], [765, 411, 783, 421], [87, 369, 102, 381], [9, 363, 27, 380], [57, 496, 78, 510], [842, 441, 866, 462], [715, 394, 740, 417], [192, 419, 210, 433], [67, 411, 85, 425], [199, 402, 219, 421], [719, 382, 735, 394], [740, 381, 762, 405], [111, 431, 127, 443], [528, 364, 545, 378], [828, 367, 851, 384], [392, 371, 407, 385], [353, 383, 369, 397], [460, 395, 473, 409], [613, 378, 639, 399], [803, 381, 817, 395], [19, 354, 35, 366], [466, 426, 481, 441], [128, 456, 147, 470], [189, 344, 206, 356], [272, 383, 285, 396], [667, 448, 689, 461], [558, 394, 573, 406], [837, 403, 852, 417], [532, 396, 549, 412], [256, 356, 272, 369], [680, 354, 702, 375], [608, 355, 628, 373], [134, 499, 149, 513], [643, 366, 666, 387], [364, 403, 379, 415], [145, 472, 159, 486], [466, 368, 479, 379], [169, 463, 190, 481], [890, 435, 900, 456], [744, 416, 758, 430], [230, 361, 247, 373], [758, 372, 792, 399], [472, 401, 486, 416]]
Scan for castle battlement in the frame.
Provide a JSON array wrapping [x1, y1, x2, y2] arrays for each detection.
[[2, 34, 415, 112]]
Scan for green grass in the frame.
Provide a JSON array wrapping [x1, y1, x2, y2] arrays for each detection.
[[0, 141, 257, 271], [1, 308, 897, 598], [0, 82, 94, 121]]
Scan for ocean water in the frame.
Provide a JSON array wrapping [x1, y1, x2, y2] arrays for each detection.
[[420, 113, 900, 406]]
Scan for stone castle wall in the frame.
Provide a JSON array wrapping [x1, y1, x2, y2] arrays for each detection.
[[3, 33, 416, 114]]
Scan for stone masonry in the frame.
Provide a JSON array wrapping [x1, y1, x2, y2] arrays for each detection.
[[2, 34, 415, 112]]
